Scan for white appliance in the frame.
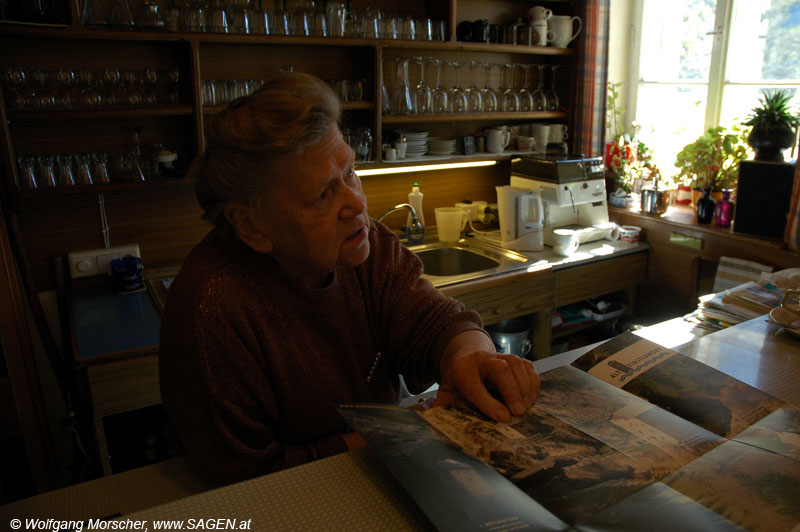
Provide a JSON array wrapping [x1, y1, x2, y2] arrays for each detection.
[[495, 185, 544, 251], [510, 154, 619, 246]]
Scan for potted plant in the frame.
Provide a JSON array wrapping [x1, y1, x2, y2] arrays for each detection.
[[743, 89, 800, 162], [604, 82, 655, 204], [673, 124, 752, 208]]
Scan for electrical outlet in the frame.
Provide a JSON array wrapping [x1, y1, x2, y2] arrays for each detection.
[[68, 244, 141, 279]]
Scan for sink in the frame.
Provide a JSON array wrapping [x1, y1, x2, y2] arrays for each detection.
[[407, 237, 533, 287], [415, 247, 500, 276]]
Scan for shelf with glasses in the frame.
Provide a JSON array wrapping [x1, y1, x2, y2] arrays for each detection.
[[382, 111, 565, 124], [201, 101, 374, 114]]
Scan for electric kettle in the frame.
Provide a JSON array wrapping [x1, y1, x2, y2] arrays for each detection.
[[495, 185, 544, 251]]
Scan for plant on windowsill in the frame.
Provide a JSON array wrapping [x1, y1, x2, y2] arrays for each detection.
[[744, 89, 800, 162], [673, 124, 752, 206], [604, 82, 655, 207]]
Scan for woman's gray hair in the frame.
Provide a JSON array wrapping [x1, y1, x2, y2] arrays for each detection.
[[190, 72, 341, 237]]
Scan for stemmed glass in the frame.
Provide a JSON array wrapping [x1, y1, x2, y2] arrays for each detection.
[[518, 64, 534, 112], [413, 56, 431, 114], [465, 61, 483, 113], [447, 61, 468, 113], [533, 64, 548, 111], [429, 58, 449, 113], [480, 62, 498, 112], [501, 63, 519, 112], [546, 65, 560, 111]]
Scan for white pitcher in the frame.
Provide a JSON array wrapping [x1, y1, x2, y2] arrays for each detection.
[[486, 128, 511, 153], [550, 15, 582, 48]]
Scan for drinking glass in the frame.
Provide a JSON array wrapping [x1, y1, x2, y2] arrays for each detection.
[[207, 0, 229, 33], [447, 61, 468, 113], [92, 153, 112, 184], [546, 65, 560, 111], [56, 155, 75, 187], [37, 156, 57, 188], [251, 2, 270, 34], [270, 10, 291, 35], [81, 0, 107, 28], [429, 58, 449, 113], [17, 156, 38, 189], [138, 0, 165, 31], [185, 1, 206, 32], [518, 64, 534, 112], [74, 153, 94, 185], [501, 63, 519, 112], [466, 61, 483, 113], [533, 64, 548, 111], [229, 3, 253, 34], [413, 56, 431, 114], [108, 0, 135, 29], [326, 2, 346, 37], [480, 62, 498, 112], [380, 59, 391, 114], [54, 68, 76, 110], [391, 57, 414, 115]]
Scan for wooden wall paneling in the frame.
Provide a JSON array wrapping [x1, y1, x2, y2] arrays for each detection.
[[361, 163, 508, 228]]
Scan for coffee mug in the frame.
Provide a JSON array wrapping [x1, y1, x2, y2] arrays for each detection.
[[517, 135, 535, 151], [780, 289, 800, 318], [527, 6, 552, 22], [486, 128, 511, 153], [531, 123, 549, 152], [435, 207, 468, 242], [110, 255, 144, 293], [532, 21, 553, 46], [548, 123, 568, 143], [383, 146, 397, 161], [550, 15, 582, 48], [553, 229, 579, 256]]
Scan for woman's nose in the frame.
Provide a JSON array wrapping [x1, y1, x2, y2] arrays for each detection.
[[340, 182, 367, 217]]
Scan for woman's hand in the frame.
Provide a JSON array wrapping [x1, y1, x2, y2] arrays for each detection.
[[434, 331, 540, 421]]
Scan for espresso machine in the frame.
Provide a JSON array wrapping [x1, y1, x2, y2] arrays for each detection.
[[509, 154, 619, 246]]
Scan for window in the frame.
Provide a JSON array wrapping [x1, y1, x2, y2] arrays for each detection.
[[625, 0, 800, 172]]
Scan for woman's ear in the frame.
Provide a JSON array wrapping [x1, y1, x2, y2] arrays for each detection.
[[223, 203, 273, 254]]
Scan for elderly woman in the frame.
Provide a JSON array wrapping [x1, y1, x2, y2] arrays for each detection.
[[159, 72, 539, 483]]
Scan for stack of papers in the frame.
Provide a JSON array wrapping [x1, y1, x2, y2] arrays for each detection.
[[685, 281, 783, 331]]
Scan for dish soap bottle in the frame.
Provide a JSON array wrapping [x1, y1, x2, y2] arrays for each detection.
[[406, 182, 425, 245]]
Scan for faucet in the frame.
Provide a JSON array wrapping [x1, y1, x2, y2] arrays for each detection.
[[377, 203, 425, 244]]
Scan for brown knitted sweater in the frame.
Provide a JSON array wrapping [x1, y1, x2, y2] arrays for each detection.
[[159, 219, 485, 483]]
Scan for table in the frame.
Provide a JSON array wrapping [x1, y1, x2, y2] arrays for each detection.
[[9, 316, 796, 531]]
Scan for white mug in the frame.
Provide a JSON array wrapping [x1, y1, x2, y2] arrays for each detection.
[[553, 228, 579, 256], [532, 21, 554, 46], [486, 128, 511, 153], [548, 123, 568, 143], [394, 140, 407, 159], [383, 147, 397, 161], [527, 6, 552, 22], [517, 135, 535, 151], [550, 15, 582, 48], [531, 123, 550, 152], [435, 207, 468, 242]]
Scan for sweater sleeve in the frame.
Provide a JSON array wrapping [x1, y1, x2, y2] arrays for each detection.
[[364, 222, 489, 393], [159, 277, 347, 484]]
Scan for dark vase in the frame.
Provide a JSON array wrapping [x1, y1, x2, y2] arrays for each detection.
[[714, 189, 734, 228], [747, 126, 797, 162], [697, 188, 715, 224]]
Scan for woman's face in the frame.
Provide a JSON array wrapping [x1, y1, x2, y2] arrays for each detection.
[[258, 124, 371, 287]]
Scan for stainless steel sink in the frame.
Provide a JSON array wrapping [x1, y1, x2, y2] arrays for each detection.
[[407, 237, 532, 287], [415, 247, 500, 276]]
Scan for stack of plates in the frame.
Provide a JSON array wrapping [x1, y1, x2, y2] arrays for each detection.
[[427, 137, 457, 156], [403, 131, 429, 157]]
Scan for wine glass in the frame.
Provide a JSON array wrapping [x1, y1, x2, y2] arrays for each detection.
[[546, 65, 560, 111], [480, 62, 498, 112], [447, 61, 468, 113], [501, 63, 519, 112], [413, 56, 432, 114], [518, 64, 534, 112], [429, 58, 449, 114], [465, 61, 483, 113], [533, 64, 548, 111]]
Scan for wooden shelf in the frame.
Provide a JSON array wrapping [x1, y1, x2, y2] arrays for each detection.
[[383, 110, 566, 124], [8, 106, 194, 121]]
